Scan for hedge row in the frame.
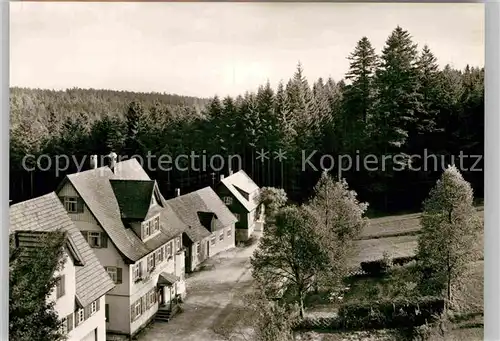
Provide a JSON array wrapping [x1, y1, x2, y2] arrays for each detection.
[[360, 256, 415, 277], [294, 296, 444, 331], [337, 296, 444, 330]]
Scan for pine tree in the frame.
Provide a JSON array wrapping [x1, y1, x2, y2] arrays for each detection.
[[416, 165, 482, 305]]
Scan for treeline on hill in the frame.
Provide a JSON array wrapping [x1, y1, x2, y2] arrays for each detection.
[[10, 26, 484, 213]]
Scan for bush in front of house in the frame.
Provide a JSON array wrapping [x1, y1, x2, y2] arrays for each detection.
[[337, 296, 445, 330]]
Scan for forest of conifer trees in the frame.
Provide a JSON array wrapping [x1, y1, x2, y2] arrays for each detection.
[[10, 26, 484, 213]]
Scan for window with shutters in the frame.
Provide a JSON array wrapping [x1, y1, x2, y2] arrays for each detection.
[[148, 290, 156, 307], [60, 318, 67, 334], [56, 275, 65, 298], [105, 267, 118, 283], [143, 221, 151, 238], [147, 254, 155, 272], [133, 262, 142, 282], [219, 232, 224, 241], [90, 301, 98, 316], [134, 299, 142, 318], [88, 232, 101, 248], [77, 308, 85, 325], [227, 228, 231, 237], [196, 242, 200, 254], [64, 197, 78, 213], [166, 242, 172, 259], [210, 236, 216, 245], [153, 216, 160, 233], [156, 247, 164, 263]]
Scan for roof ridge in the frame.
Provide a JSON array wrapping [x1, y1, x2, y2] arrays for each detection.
[[67, 165, 111, 178], [9, 191, 57, 209]]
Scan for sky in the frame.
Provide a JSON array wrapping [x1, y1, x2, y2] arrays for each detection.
[[10, 2, 484, 98]]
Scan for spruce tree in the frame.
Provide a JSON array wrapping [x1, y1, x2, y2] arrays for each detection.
[[340, 36, 378, 155], [373, 26, 421, 153]]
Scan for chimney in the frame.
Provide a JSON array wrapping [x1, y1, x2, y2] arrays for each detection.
[[220, 174, 225, 181], [90, 155, 98, 169], [175, 188, 180, 197], [108, 152, 117, 172]]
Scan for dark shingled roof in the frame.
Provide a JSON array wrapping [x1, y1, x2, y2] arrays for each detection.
[[110, 180, 155, 221], [9, 192, 115, 307], [167, 187, 238, 242], [63, 159, 188, 262]]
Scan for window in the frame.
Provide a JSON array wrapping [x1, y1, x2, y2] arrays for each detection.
[[234, 213, 240, 222], [153, 216, 160, 233], [223, 196, 233, 205], [134, 300, 142, 318], [219, 232, 224, 241], [176, 237, 181, 251], [148, 290, 156, 307], [227, 228, 232, 237], [106, 267, 117, 283], [105, 266, 121, 284], [143, 221, 151, 238], [64, 197, 78, 213], [105, 304, 109, 322], [196, 242, 201, 254], [166, 242, 172, 258], [90, 301, 98, 315], [211, 236, 216, 246], [56, 275, 65, 298], [60, 318, 67, 334], [147, 254, 155, 272], [88, 232, 101, 248], [133, 262, 142, 281], [156, 247, 164, 263], [77, 309, 85, 324]]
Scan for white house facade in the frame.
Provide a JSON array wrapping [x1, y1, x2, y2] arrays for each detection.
[[10, 192, 115, 341], [56, 158, 188, 338]]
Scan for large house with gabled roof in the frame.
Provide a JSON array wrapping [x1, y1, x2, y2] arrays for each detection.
[[215, 170, 264, 242], [166, 186, 238, 272], [9, 192, 115, 341], [56, 156, 188, 338]]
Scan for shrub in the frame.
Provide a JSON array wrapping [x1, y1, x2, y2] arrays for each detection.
[[360, 255, 416, 277], [337, 296, 445, 330], [360, 260, 391, 277], [393, 256, 416, 266]]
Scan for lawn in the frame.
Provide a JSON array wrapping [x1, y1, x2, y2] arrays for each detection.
[[352, 235, 418, 266], [359, 207, 484, 240], [295, 328, 483, 341]]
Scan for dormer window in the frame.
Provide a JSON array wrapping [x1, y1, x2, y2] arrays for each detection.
[[64, 197, 78, 213], [153, 216, 160, 233], [142, 216, 160, 240]]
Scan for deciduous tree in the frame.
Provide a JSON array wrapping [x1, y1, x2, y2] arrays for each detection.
[[416, 165, 482, 306], [9, 231, 68, 341]]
